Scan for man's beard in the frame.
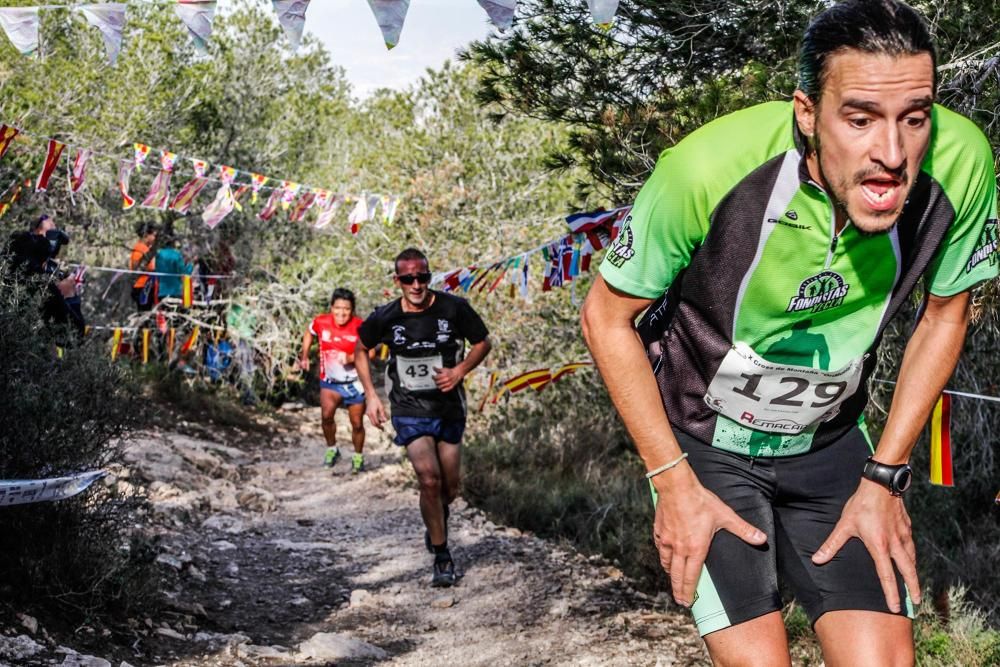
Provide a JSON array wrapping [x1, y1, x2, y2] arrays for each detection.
[[815, 139, 907, 236]]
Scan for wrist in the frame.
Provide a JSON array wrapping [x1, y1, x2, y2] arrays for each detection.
[[650, 460, 697, 494], [861, 456, 913, 496]]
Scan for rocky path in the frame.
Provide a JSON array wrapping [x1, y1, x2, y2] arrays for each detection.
[[4, 406, 708, 666]]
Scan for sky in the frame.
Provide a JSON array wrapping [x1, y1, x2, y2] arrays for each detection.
[[304, 1, 497, 97]]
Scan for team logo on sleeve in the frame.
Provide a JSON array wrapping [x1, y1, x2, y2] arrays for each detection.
[[787, 270, 850, 313], [965, 218, 998, 273], [606, 215, 635, 267]]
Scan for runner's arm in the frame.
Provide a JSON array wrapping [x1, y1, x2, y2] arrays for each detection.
[[299, 330, 313, 371], [434, 337, 492, 392], [813, 291, 969, 610], [582, 276, 765, 607], [355, 342, 387, 428]]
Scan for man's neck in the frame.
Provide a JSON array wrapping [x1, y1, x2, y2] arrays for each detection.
[[805, 152, 849, 234], [400, 292, 434, 313]]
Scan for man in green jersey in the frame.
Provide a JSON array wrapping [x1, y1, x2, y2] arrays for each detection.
[[582, 1, 998, 664]]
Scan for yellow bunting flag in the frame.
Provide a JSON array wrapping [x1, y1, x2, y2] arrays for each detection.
[[929, 393, 953, 486], [167, 328, 176, 357], [551, 361, 593, 383], [379, 344, 389, 361], [142, 329, 150, 364], [478, 371, 499, 413], [182, 275, 193, 308], [493, 368, 552, 403], [180, 326, 200, 354], [110, 328, 123, 360]]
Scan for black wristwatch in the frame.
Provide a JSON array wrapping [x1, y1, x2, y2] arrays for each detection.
[[862, 457, 913, 496]]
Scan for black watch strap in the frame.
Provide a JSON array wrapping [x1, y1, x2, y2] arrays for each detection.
[[862, 457, 913, 496]]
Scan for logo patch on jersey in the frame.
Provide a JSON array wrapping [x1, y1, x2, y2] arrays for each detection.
[[966, 218, 998, 273], [321, 331, 332, 342], [391, 325, 407, 346], [785, 209, 798, 220], [605, 215, 635, 267], [787, 270, 850, 313]]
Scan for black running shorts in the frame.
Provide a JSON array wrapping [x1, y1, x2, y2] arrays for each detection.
[[655, 426, 914, 636]]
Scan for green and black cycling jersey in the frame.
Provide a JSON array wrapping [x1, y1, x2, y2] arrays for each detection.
[[600, 101, 999, 457]]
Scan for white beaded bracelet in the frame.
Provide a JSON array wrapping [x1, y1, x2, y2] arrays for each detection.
[[645, 452, 689, 480]]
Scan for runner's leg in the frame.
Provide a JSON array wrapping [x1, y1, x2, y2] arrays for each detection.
[[437, 440, 461, 506], [319, 387, 343, 448], [814, 609, 914, 666], [406, 436, 446, 546], [701, 612, 791, 667], [348, 402, 366, 454]]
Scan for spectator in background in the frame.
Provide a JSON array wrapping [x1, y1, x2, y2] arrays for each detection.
[[129, 222, 158, 311], [154, 236, 194, 304]]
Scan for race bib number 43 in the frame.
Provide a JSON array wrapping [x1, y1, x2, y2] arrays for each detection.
[[396, 354, 442, 392], [704, 343, 864, 434]]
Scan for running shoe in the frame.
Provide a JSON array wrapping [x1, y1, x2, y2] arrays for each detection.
[[351, 453, 364, 475], [431, 556, 456, 588], [323, 447, 341, 468]]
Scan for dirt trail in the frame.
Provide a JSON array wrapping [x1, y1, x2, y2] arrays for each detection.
[[7, 406, 709, 666]]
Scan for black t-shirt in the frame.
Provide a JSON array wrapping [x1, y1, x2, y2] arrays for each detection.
[[359, 291, 489, 420]]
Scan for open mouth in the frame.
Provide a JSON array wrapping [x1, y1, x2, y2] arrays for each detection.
[[860, 177, 902, 211]]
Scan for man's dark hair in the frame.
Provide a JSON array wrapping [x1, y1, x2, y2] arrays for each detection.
[[136, 221, 159, 238], [799, 0, 936, 101], [394, 247, 428, 274], [29, 214, 51, 232], [330, 287, 356, 311]]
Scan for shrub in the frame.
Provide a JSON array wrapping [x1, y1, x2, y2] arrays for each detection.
[[0, 269, 160, 622]]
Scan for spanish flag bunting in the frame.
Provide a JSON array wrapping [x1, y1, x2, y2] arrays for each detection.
[[551, 361, 593, 383], [35, 139, 66, 192], [118, 160, 135, 210], [110, 328, 123, 360], [182, 275, 193, 307], [929, 393, 953, 486], [133, 143, 150, 170], [0, 123, 20, 162], [249, 172, 267, 203], [142, 329, 150, 364], [180, 326, 200, 354], [493, 368, 552, 403]]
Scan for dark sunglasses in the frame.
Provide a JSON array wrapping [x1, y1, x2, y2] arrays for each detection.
[[397, 272, 432, 285]]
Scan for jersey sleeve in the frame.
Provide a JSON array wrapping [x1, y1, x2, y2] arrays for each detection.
[[308, 317, 319, 337], [925, 110, 999, 296], [454, 298, 489, 344], [358, 310, 382, 349], [599, 144, 713, 299]]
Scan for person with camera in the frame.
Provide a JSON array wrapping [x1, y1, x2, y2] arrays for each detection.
[[6, 213, 84, 338]]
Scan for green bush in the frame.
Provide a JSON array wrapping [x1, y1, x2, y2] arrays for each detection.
[[0, 270, 160, 622]]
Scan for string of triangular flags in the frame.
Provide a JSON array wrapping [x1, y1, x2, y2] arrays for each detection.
[[480, 360, 593, 410], [0, 1, 314, 62], [0, 1, 624, 60], [0, 122, 401, 233], [433, 205, 630, 299]]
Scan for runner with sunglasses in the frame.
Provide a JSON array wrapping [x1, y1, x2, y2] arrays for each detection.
[[355, 248, 491, 587]]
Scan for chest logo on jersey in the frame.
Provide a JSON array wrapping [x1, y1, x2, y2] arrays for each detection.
[[392, 325, 407, 346], [786, 270, 850, 314], [605, 215, 635, 267], [321, 331, 332, 342], [966, 218, 998, 274], [436, 319, 451, 343]]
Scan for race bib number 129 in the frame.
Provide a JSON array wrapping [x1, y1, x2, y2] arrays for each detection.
[[704, 343, 864, 434], [396, 354, 442, 391]]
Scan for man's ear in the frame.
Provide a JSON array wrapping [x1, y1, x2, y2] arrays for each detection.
[[793, 89, 817, 139]]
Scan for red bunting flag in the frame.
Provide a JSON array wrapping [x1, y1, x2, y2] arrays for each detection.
[[35, 139, 66, 192], [170, 158, 210, 213], [929, 393, 953, 486], [141, 151, 177, 209], [69, 148, 92, 194], [289, 190, 317, 222], [258, 188, 281, 221], [0, 124, 20, 162], [181, 275, 193, 308], [180, 326, 200, 354], [118, 160, 136, 210]]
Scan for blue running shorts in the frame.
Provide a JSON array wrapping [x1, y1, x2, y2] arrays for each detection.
[[391, 416, 466, 447], [320, 379, 366, 406]]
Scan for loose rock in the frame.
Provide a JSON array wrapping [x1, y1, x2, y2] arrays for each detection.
[[297, 633, 388, 661]]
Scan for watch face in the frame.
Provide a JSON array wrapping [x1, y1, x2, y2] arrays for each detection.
[[895, 467, 913, 493]]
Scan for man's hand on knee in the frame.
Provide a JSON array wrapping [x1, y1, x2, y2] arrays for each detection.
[[812, 478, 921, 613]]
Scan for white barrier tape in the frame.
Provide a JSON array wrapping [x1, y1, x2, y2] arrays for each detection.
[[0, 470, 107, 507], [871, 379, 1000, 404]]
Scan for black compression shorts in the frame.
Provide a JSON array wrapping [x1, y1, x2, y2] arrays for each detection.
[[656, 427, 914, 636]]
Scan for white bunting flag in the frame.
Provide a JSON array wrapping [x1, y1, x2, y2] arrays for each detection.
[[477, 0, 516, 31], [366, 194, 381, 221], [203, 165, 237, 229], [76, 4, 126, 65], [587, 0, 619, 27], [0, 8, 40, 56], [348, 196, 368, 226], [380, 194, 399, 224], [314, 194, 342, 229], [272, 0, 310, 51], [367, 0, 410, 49], [175, 0, 217, 55]]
